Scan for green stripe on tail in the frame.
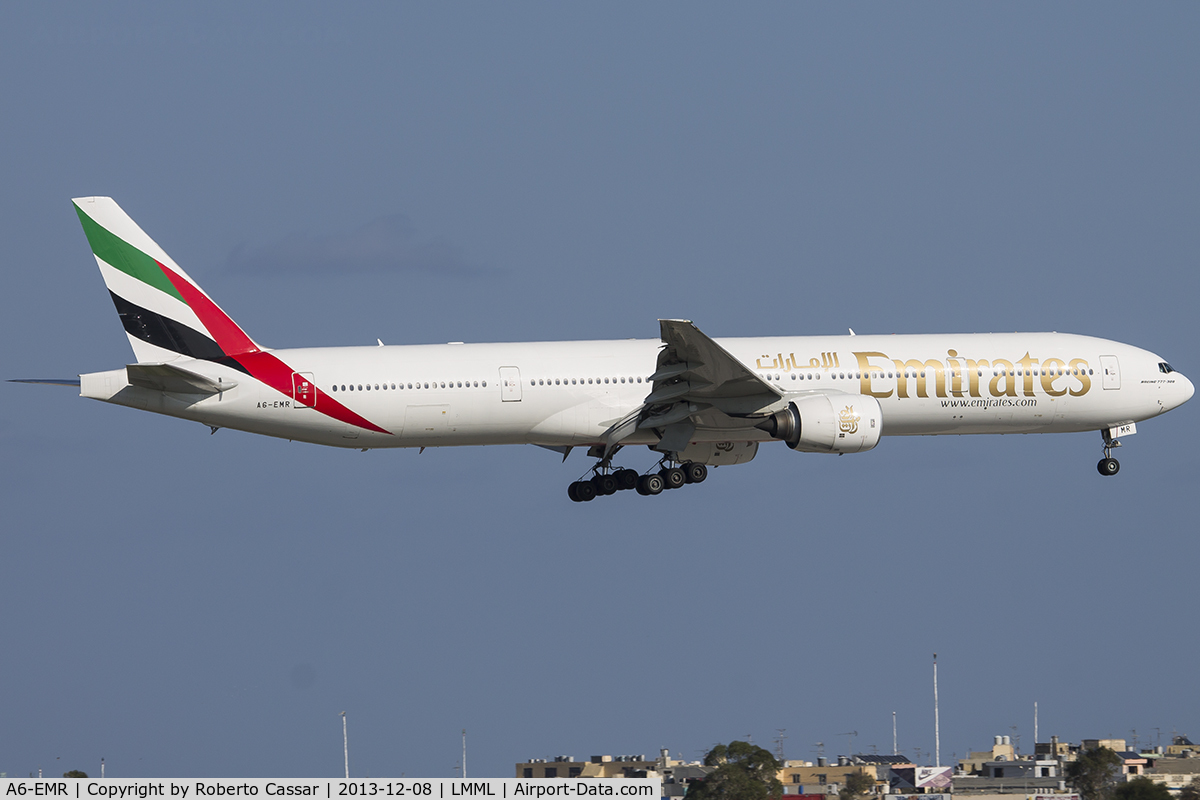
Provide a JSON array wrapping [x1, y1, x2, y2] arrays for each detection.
[[74, 202, 184, 303]]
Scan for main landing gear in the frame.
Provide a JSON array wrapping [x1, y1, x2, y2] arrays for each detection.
[[1098, 429, 1121, 477], [567, 458, 708, 502], [567, 468, 639, 502]]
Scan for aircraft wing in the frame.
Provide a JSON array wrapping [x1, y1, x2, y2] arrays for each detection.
[[650, 319, 781, 403], [605, 319, 782, 455], [126, 362, 238, 395]]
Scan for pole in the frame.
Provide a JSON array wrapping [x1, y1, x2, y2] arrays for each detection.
[[933, 654, 941, 768], [101, 759, 105, 779], [893, 712, 897, 756], [1034, 702, 1038, 749], [342, 712, 349, 779], [462, 729, 467, 780]]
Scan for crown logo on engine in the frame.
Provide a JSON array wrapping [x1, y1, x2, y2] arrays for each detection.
[[838, 405, 860, 435]]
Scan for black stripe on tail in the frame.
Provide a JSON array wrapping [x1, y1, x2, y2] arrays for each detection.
[[109, 290, 227, 361]]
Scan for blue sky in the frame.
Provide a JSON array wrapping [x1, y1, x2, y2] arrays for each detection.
[[1, 2, 1198, 779]]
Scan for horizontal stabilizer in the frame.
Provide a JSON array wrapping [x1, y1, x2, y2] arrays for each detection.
[[9, 378, 82, 387], [125, 362, 237, 395]]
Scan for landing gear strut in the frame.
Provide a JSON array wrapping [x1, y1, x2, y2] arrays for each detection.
[[1098, 429, 1121, 477]]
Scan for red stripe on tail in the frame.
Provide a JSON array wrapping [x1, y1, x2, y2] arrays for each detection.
[[158, 261, 391, 436], [158, 262, 259, 356]]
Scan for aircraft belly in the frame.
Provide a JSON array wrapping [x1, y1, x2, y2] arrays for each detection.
[[683, 428, 772, 444], [177, 395, 359, 447], [528, 398, 628, 446]]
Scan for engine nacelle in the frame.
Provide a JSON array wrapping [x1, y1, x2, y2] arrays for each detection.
[[756, 395, 882, 454]]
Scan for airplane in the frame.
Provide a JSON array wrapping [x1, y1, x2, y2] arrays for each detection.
[[16, 197, 1194, 501]]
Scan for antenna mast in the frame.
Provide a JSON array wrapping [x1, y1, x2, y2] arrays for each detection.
[[933, 654, 941, 768], [341, 712, 350, 779]]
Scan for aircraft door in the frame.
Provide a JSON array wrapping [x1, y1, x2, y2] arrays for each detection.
[[499, 366, 522, 401], [1099, 356, 1121, 390], [293, 372, 315, 408]]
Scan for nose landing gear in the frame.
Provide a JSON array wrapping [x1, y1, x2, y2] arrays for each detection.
[[1097, 429, 1121, 477]]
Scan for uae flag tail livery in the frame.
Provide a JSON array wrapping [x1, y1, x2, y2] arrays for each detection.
[[70, 196, 388, 435], [73, 196, 262, 365]]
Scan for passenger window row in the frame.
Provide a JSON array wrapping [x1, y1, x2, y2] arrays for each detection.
[[529, 376, 647, 386], [331, 380, 487, 393], [760, 367, 1095, 382], [327, 365, 1097, 395], [761, 373, 821, 381]]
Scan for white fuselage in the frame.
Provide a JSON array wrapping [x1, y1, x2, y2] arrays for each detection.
[[80, 331, 1193, 451]]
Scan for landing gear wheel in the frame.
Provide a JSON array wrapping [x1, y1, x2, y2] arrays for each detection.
[[661, 467, 686, 490], [637, 473, 665, 495], [683, 462, 708, 484], [1098, 429, 1122, 477], [574, 480, 597, 501], [568, 482, 580, 502], [592, 473, 618, 495], [614, 468, 639, 491]]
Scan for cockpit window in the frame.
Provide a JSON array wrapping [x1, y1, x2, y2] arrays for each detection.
[[1159, 362, 1175, 374]]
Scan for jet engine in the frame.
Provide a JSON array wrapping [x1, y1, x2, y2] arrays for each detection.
[[756, 394, 882, 454]]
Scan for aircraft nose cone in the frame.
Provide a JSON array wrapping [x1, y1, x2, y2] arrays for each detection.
[[1183, 374, 1196, 404]]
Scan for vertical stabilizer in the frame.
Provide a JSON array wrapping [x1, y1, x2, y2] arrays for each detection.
[[72, 196, 261, 363]]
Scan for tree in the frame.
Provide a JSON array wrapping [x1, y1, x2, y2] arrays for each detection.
[[63, 771, 87, 778], [1177, 777, 1200, 800], [1066, 748, 1123, 800], [1113, 778, 1171, 800], [839, 770, 876, 800], [686, 741, 783, 800]]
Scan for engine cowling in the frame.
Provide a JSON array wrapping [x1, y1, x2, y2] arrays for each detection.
[[756, 394, 882, 454]]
